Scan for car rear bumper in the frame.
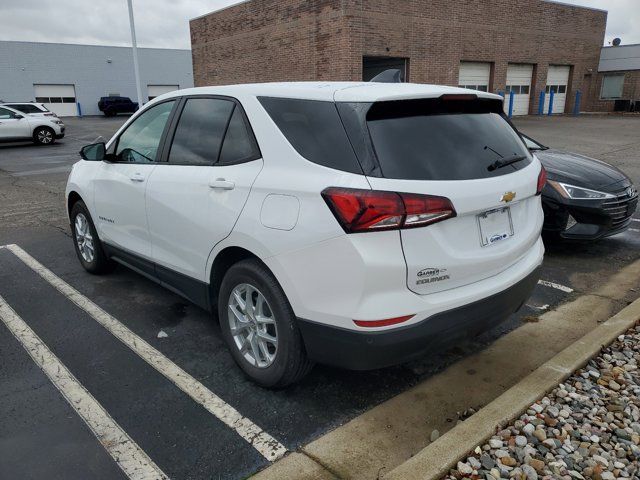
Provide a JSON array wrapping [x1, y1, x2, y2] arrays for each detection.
[[297, 266, 540, 370]]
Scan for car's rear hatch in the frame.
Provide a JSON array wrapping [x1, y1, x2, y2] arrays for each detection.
[[336, 92, 544, 295]]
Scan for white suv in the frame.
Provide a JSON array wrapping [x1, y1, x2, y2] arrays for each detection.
[[0, 105, 65, 145], [65, 83, 545, 387]]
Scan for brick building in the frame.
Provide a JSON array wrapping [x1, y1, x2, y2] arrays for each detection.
[[587, 44, 640, 112], [190, 0, 608, 116]]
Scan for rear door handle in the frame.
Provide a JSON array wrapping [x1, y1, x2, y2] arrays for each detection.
[[209, 178, 235, 190], [130, 173, 145, 182]]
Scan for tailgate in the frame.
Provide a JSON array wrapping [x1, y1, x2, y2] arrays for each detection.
[[367, 164, 543, 295], [342, 95, 545, 295]]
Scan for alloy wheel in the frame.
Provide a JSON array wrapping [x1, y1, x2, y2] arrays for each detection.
[[228, 283, 278, 368], [74, 213, 95, 263], [37, 129, 53, 144]]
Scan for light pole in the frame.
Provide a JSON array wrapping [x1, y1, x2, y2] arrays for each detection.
[[126, 0, 143, 109]]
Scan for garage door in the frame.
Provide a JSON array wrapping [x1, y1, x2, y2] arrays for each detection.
[[147, 85, 179, 101], [544, 65, 570, 114], [458, 62, 491, 92], [34, 84, 77, 117], [504, 64, 533, 116]]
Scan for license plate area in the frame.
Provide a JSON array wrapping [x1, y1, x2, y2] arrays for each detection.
[[477, 207, 514, 247]]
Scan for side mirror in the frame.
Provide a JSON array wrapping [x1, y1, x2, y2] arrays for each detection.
[[80, 142, 106, 161], [14, 113, 25, 119]]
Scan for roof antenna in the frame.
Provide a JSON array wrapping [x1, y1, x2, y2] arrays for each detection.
[[370, 69, 402, 83]]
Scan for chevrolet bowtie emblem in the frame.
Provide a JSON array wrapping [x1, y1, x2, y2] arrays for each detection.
[[501, 191, 516, 203]]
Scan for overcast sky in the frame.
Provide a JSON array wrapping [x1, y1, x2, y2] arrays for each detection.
[[0, 0, 638, 49]]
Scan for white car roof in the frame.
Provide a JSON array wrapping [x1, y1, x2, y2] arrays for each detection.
[[165, 82, 502, 103], [3, 102, 42, 106]]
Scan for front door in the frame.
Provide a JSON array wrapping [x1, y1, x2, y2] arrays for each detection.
[[146, 97, 263, 282], [92, 100, 176, 259], [0, 107, 30, 139]]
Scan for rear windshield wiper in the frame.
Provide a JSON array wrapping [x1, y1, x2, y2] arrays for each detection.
[[487, 154, 528, 172]]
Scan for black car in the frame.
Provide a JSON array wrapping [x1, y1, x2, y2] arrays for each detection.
[[522, 134, 638, 241], [98, 96, 139, 117]]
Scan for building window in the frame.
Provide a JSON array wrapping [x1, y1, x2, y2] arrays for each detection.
[[506, 85, 529, 95], [459, 85, 488, 92], [600, 75, 625, 100], [363, 57, 408, 82]]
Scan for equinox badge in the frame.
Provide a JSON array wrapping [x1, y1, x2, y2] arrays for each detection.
[[501, 191, 516, 203]]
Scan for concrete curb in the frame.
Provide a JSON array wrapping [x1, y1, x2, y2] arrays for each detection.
[[384, 296, 640, 480]]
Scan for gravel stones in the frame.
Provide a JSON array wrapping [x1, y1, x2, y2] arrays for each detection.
[[443, 325, 640, 479]]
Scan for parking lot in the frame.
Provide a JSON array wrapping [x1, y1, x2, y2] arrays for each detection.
[[1, 114, 639, 479]]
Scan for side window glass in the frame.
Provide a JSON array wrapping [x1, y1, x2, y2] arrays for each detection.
[[116, 101, 174, 163], [168, 98, 234, 166], [0, 107, 14, 119], [219, 106, 260, 165]]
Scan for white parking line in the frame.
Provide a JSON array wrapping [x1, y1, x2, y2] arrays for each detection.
[[630, 228, 640, 233], [0, 295, 168, 480], [537, 280, 574, 293], [3, 244, 287, 462], [632, 219, 640, 223]]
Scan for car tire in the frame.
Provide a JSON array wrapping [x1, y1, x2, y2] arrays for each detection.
[[70, 201, 114, 274], [218, 258, 313, 388], [33, 126, 56, 145]]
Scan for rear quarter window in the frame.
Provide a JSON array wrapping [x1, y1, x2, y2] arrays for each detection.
[[258, 97, 363, 175]]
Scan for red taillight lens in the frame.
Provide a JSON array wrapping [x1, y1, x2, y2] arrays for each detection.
[[402, 193, 457, 228], [353, 315, 415, 328], [536, 166, 547, 195], [321, 187, 456, 233]]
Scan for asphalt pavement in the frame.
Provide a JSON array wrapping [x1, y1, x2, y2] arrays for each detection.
[[0, 114, 639, 479]]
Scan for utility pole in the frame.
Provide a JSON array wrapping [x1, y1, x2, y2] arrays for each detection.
[[126, 0, 143, 109]]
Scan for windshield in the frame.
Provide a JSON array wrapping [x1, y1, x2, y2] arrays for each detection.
[[363, 98, 532, 181]]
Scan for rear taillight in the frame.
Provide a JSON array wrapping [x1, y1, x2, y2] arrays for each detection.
[[354, 315, 415, 328], [536, 166, 547, 195], [321, 187, 456, 233]]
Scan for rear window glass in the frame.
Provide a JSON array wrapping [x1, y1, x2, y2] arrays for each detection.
[[258, 97, 363, 175], [364, 98, 532, 181]]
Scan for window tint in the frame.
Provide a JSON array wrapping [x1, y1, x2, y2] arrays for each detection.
[[0, 107, 14, 119], [8, 104, 40, 113], [219, 106, 260, 165], [364, 99, 531, 181], [259, 97, 362, 174], [116, 100, 174, 163], [168, 98, 234, 166]]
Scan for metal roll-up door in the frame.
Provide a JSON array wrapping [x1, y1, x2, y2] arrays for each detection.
[[544, 65, 570, 114], [458, 62, 491, 92], [34, 84, 77, 117], [504, 64, 533, 116]]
